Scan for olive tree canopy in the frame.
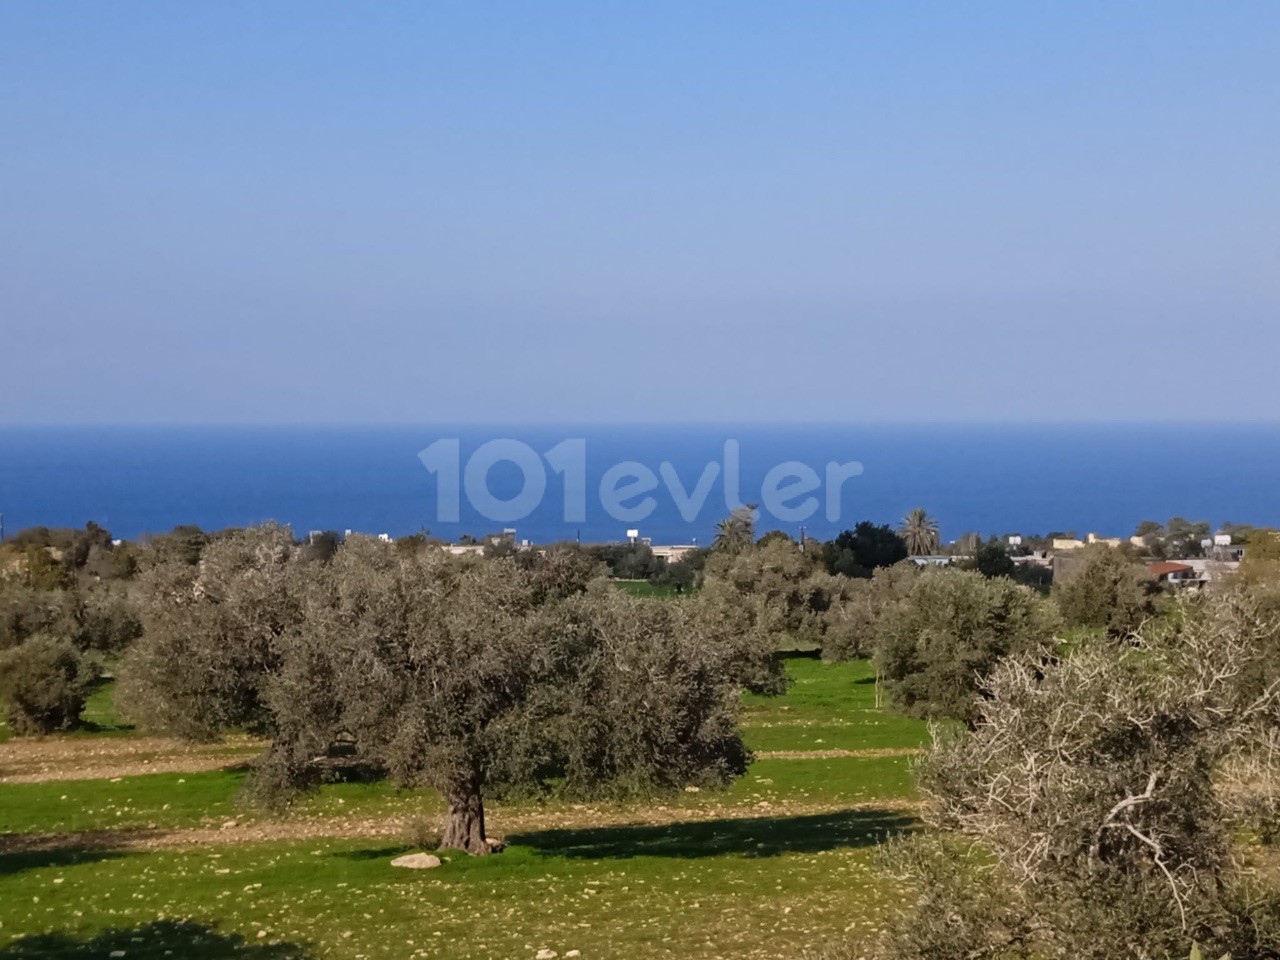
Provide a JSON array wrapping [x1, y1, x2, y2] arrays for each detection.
[[123, 529, 769, 855], [880, 596, 1280, 960]]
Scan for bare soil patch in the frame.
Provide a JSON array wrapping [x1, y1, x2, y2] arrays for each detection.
[[0, 734, 263, 783], [0, 797, 919, 855]]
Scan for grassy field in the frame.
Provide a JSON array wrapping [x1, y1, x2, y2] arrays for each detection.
[[611, 579, 685, 599], [0, 657, 926, 959]]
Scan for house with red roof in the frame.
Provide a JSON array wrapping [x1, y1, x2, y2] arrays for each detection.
[[1149, 561, 1201, 588]]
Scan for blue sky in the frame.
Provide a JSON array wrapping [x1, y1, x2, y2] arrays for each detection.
[[2, 2, 1278, 424]]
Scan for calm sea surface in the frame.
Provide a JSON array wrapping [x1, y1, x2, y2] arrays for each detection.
[[0, 424, 1276, 544]]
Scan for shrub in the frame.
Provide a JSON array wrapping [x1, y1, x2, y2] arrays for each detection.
[[0, 635, 94, 734], [401, 815, 443, 852]]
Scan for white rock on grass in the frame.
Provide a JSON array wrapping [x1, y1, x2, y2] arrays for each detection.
[[390, 853, 442, 870], [535, 950, 558, 959]]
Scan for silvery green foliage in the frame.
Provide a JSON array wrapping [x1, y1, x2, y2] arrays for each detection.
[[873, 568, 1061, 723], [0, 633, 94, 734], [122, 528, 768, 854], [877, 596, 1280, 960], [119, 523, 304, 742], [286, 543, 757, 852], [1053, 543, 1158, 635]]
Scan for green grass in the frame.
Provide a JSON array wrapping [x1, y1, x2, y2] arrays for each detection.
[[0, 657, 922, 958], [0, 769, 248, 836], [0, 755, 917, 838], [741, 656, 930, 754], [0, 815, 908, 959], [79, 680, 134, 736], [1, 659, 921, 838], [611, 579, 685, 598]]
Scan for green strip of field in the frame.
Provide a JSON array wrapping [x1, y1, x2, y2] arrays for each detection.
[[0, 817, 908, 960], [0, 753, 916, 838]]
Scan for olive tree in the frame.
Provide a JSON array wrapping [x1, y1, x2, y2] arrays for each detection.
[[119, 523, 304, 740], [271, 541, 763, 853], [878, 596, 1280, 960], [698, 535, 835, 663], [874, 568, 1060, 722], [513, 586, 753, 796], [123, 528, 769, 856], [1054, 544, 1158, 635], [0, 633, 94, 734], [820, 562, 918, 661], [294, 543, 544, 852], [0, 581, 77, 651]]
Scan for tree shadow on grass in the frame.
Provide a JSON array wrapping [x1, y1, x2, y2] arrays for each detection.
[[509, 808, 914, 861], [0, 844, 130, 879], [330, 845, 404, 862], [0, 920, 313, 959], [75, 719, 137, 735]]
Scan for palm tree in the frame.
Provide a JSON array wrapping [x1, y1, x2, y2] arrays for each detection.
[[713, 505, 757, 554], [900, 508, 940, 556]]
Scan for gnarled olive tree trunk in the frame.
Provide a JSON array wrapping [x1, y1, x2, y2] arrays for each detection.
[[440, 774, 490, 855]]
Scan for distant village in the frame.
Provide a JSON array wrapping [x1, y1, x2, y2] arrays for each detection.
[[310, 514, 1255, 592]]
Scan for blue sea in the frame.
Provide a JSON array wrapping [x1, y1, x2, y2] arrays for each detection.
[[0, 424, 1277, 545]]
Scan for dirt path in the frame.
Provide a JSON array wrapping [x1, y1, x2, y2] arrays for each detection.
[[0, 739, 918, 785], [0, 735, 263, 784], [0, 798, 920, 855]]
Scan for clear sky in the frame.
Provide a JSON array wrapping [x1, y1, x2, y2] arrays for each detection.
[[2, 2, 1278, 424]]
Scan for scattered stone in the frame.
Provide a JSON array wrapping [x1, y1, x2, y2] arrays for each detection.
[[566, 952, 581, 957], [535, 950, 557, 959], [391, 853, 442, 870]]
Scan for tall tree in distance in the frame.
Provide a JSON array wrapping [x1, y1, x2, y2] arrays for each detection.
[[713, 505, 758, 554], [823, 522, 909, 578], [900, 508, 940, 556]]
